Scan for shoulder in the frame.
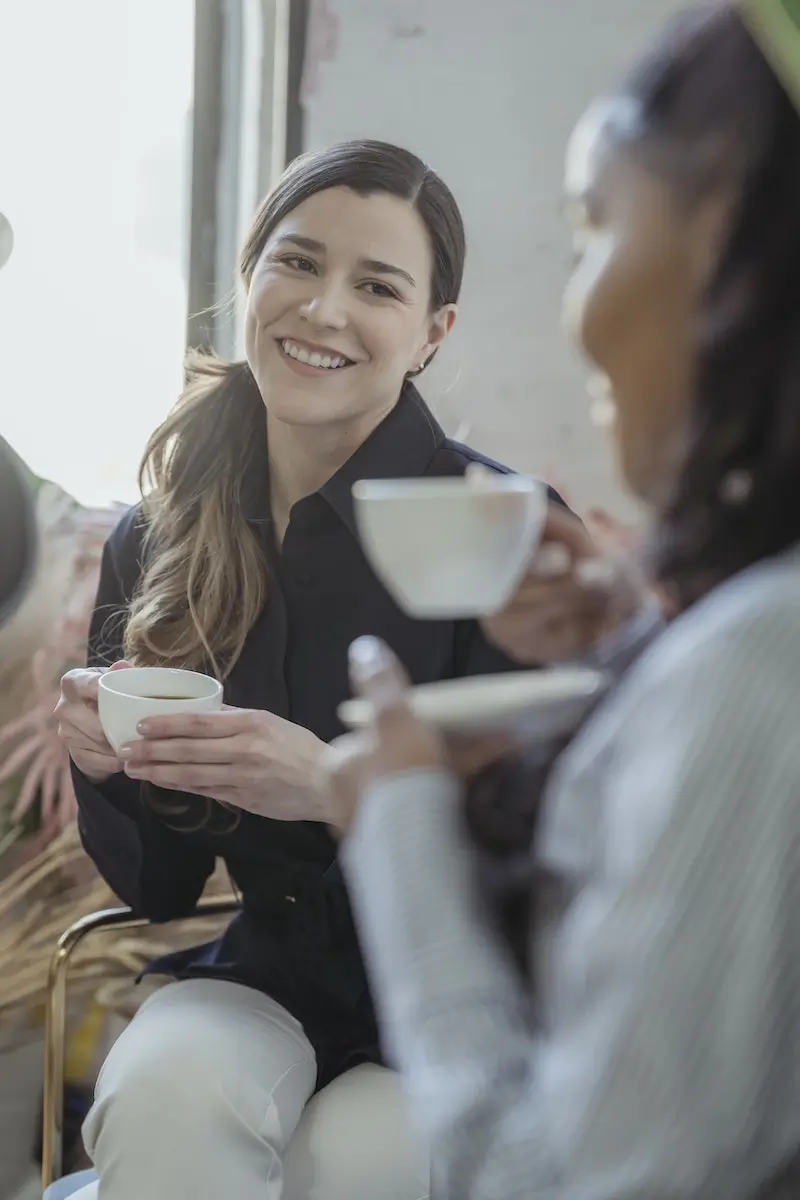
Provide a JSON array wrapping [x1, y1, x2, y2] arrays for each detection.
[[648, 550, 800, 682], [429, 439, 566, 507], [553, 552, 800, 871], [434, 439, 515, 476], [104, 503, 150, 599], [106, 502, 147, 556], [607, 549, 800, 743]]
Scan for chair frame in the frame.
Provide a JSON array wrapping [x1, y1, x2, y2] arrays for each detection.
[[41, 899, 241, 1190]]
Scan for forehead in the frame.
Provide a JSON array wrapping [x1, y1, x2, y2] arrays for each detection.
[[267, 186, 432, 268], [564, 96, 644, 199]]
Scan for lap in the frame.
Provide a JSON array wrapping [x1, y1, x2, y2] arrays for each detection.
[[284, 1063, 429, 1200], [89, 979, 317, 1151], [88, 980, 428, 1198], [97, 977, 315, 1092]]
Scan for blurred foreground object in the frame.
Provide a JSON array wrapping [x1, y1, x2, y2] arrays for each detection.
[[0, 435, 37, 629], [0, 211, 13, 271], [740, 0, 800, 112]]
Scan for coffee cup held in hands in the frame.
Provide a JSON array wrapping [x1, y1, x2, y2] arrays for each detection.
[[351, 470, 547, 619], [98, 666, 223, 751]]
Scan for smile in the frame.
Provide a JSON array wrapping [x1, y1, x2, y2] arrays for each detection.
[[278, 338, 354, 372]]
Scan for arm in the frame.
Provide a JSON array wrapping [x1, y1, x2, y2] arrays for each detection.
[[455, 599, 664, 682], [580, 595, 664, 676], [73, 510, 215, 920], [342, 600, 800, 1198]]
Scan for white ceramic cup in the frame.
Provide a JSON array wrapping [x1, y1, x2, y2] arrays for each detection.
[[98, 666, 223, 752], [352, 473, 547, 619]]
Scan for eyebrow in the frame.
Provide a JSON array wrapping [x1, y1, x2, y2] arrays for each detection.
[[272, 234, 417, 288]]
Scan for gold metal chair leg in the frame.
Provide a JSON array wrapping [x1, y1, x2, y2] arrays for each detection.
[[42, 900, 241, 1190]]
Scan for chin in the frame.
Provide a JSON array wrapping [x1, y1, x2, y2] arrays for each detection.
[[265, 389, 360, 429], [619, 443, 672, 510], [268, 401, 346, 428]]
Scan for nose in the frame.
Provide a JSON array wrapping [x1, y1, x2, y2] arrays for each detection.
[[298, 278, 349, 330]]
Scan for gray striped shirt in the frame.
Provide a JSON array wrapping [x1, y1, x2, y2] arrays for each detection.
[[342, 547, 800, 1198]]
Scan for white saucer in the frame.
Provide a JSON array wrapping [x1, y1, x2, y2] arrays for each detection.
[[337, 666, 607, 738]]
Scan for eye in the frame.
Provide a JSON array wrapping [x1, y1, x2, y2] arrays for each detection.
[[360, 280, 400, 299], [279, 254, 317, 273]]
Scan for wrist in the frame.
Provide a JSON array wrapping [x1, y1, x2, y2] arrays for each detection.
[[346, 767, 461, 839], [301, 735, 336, 823], [78, 762, 122, 786]]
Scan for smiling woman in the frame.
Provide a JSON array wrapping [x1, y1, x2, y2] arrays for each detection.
[[244, 186, 455, 437], [122, 142, 465, 678], [54, 139, 558, 1200]]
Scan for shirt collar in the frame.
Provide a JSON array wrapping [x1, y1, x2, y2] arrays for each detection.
[[319, 382, 446, 535], [240, 381, 447, 535]]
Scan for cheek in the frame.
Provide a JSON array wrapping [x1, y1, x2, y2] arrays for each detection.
[[565, 245, 693, 499], [247, 272, 280, 323], [244, 304, 258, 365], [360, 307, 423, 365], [566, 248, 639, 372]]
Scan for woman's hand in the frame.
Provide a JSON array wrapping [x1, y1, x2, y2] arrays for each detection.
[[55, 660, 132, 784], [324, 637, 514, 835], [482, 503, 648, 664], [119, 707, 329, 822]]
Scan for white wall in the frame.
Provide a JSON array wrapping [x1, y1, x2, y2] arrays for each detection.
[[302, 0, 681, 520]]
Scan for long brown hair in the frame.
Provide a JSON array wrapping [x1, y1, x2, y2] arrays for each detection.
[[124, 140, 466, 679]]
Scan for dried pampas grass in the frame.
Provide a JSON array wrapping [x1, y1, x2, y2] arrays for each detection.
[[0, 822, 235, 1033]]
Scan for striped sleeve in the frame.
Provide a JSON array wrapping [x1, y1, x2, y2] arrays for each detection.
[[342, 581, 800, 1199]]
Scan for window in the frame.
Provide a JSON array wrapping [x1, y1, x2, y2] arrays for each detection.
[[0, 1, 195, 506]]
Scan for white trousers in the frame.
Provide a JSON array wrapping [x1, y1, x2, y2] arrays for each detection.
[[80, 978, 429, 1199]]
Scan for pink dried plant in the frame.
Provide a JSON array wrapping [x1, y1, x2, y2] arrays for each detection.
[[0, 507, 120, 846]]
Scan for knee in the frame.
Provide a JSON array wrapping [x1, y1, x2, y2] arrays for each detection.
[[84, 982, 318, 1169], [283, 1065, 430, 1200], [86, 1011, 231, 1149], [84, 990, 266, 1156]]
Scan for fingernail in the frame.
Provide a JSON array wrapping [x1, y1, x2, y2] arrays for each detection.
[[118, 746, 132, 758], [124, 764, 141, 777], [348, 636, 389, 677], [349, 636, 400, 706], [136, 721, 151, 736]]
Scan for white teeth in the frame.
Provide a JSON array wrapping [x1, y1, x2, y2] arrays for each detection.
[[280, 340, 348, 369]]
